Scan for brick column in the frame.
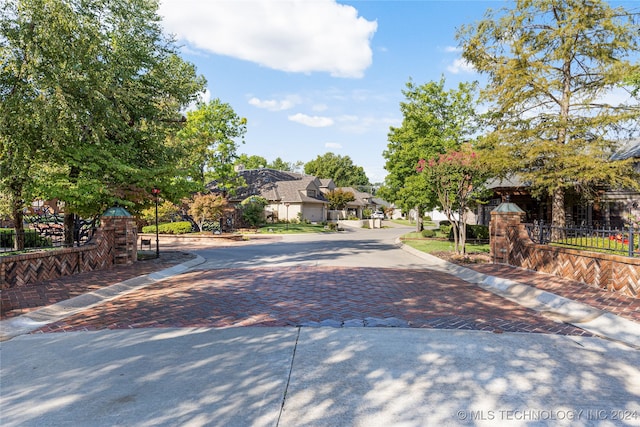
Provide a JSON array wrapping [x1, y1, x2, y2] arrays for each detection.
[[100, 216, 137, 264], [490, 205, 525, 264]]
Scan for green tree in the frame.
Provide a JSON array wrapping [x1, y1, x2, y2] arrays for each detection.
[[326, 189, 356, 210], [458, 0, 640, 229], [628, 72, 640, 97], [0, 0, 205, 248], [188, 193, 228, 232], [235, 154, 267, 170], [140, 200, 180, 225], [268, 157, 304, 173], [240, 196, 268, 228], [177, 99, 247, 193], [417, 146, 490, 254], [304, 153, 370, 187], [381, 78, 480, 231]]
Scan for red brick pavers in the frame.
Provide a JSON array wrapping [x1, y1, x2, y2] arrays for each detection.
[[34, 266, 591, 336], [0, 251, 196, 319], [466, 263, 640, 324]]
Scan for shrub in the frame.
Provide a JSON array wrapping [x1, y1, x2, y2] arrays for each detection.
[[0, 228, 52, 248], [468, 225, 489, 240], [326, 222, 338, 231], [142, 221, 192, 234], [440, 225, 452, 236], [421, 229, 436, 238], [446, 224, 490, 241], [241, 196, 269, 227], [424, 215, 432, 221]]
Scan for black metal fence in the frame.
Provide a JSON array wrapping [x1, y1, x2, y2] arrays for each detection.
[[526, 221, 639, 257], [1, 212, 98, 254]]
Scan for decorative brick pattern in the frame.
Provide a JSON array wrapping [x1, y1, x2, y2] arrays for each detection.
[[0, 216, 136, 290], [491, 211, 640, 298]]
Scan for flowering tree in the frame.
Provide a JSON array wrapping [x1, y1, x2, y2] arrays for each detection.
[[417, 146, 489, 255], [189, 193, 228, 232]]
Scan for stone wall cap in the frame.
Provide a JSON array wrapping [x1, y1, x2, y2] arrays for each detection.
[[102, 206, 132, 217], [492, 202, 525, 213]]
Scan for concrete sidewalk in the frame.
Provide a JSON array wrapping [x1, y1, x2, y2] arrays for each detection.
[[1, 327, 639, 427]]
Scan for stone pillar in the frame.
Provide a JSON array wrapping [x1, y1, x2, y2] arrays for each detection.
[[490, 203, 525, 264], [100, 215, 137, 265]]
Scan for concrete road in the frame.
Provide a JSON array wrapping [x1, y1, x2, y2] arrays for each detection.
[[192, 226, 429, 270], [2, 328, 639, 427]]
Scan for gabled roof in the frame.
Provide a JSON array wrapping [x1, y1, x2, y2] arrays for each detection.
[[338, 187, 376, 207], [207, 168, 327, 204], [319, 178, 336, 190], [269, 177, 327, 204], [611, 138, 640, 161]]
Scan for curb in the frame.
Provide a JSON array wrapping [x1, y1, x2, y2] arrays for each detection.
[[397, 238, 640, 348], [0, 254, 206, 341]]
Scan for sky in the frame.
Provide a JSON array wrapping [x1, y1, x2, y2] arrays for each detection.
[[157, 0, 639, 184]]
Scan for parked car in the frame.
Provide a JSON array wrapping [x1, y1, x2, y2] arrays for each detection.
[[371, 211, 385, 219]]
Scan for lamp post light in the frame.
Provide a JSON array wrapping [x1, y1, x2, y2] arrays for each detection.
[[152, 188, 161, 258], [285, 202, 290, 230]]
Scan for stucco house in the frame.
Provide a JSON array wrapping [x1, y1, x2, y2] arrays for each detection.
[[322, 186, 382, 219], [207, 168, 331, 223], [207, 167, 386, 224]]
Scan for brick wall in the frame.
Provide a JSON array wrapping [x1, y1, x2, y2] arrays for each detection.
[[491, 209, 640, 298], [0, 216, 136, 290]]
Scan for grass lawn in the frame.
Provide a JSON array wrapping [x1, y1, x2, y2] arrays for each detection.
[[391, 219, 437, 228], [400, 232, 491, 255], [257, 223, 333, 234]]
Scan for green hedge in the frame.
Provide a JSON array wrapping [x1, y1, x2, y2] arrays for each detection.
[[141, 221, 193, 234], [421, 229, 436, 238], [0, 228, 52, 248], [447, 224, 489, 241]]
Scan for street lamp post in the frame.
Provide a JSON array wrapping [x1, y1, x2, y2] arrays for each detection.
[[152, 188, 161, 258], [285, 202, 290, 230]]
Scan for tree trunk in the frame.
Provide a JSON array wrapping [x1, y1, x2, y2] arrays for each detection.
[[459, 220, 467, 255], [64, 212, 76, 246], [415, 206, 423, 232], [551, 187, 566, 240], [9, 184, 25, 251], [11, 203, 25, 251], [64, 166, 80, 246]]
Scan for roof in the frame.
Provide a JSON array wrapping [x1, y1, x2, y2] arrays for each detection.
[[207, 168, 327, 204], [611, 138, 640, 161], [485, 175, 529, 190], [338, 187, 376, 207]]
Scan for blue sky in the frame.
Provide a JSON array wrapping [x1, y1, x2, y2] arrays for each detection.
[[157, 0, 638, 184]]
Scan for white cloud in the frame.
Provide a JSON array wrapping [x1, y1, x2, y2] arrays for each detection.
[[325, 142, 343, 149], [312, 103, 329, 112], [336, 115, 399, 134], [288, 113, 334, 127], [444, 46, 462, 53], [248, 96, 299, 111], [159, 0, 377, 78], [184, 88, 211, 112], [447, 58, 475, 74]]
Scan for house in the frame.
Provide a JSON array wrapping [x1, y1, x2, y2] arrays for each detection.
[[207, 168, 330, 223], [476, 138, 640, 228], [207, 167, 386, 224], [323, 186, 382, 219]]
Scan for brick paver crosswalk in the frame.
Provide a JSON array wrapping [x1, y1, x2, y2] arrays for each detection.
[[34, 266, 591, 336]]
